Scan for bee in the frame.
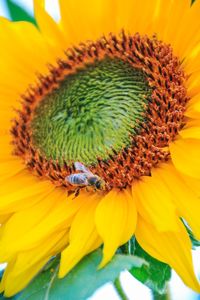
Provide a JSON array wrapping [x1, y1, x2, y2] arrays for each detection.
[[66, 162, 105, 192]]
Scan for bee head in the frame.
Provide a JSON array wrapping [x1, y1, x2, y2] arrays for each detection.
[[95, 178, 106, 190], [88, 176, 105, 190], [95, 180, 102, 189]]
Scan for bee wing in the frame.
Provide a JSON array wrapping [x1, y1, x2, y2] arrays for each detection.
[[66, 173, 88, 185], [74, 162, 93, 175]]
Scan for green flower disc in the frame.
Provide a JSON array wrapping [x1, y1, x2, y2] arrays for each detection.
[[31, 57, 151, 165]]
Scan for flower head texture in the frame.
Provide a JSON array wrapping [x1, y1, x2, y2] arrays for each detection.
[[1, 0, 200, 296]]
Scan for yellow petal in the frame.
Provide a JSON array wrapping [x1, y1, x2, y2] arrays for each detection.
[[179, 172, 200, 197], [186, 71, 200, 97], [0, 214, 11, 225], [183, 119, 200, 130], [1, 230, 69, 297], [0, 192, 49, 215], [115, 0, 160, 35], [169, 0, 200, 60], [0, 189, 83, 260], [155, 162, 200, 239], [0, 18, 53, 99], [132, 170, 179, 232], [0, 259, 15, 294], [0, 108, 15, 131], [0, 190, 58, 261], [136, 216, 200, 293], [0, 159, 25, 184], [0, 170, 54, 214], [59, 0, 115, 44], [34, 0, 67, 53], [185, 93, 200, 119], [182, 0, 200, 74], [179, 126, 200, 140], [129, 0, 200, 68], [159, 0, 189, 47], [95, 189, 137, 268], [59, 193, 102, 278], [184, 47, 200, 74], [138, 0, 198, 60], [0, 135, 13, 161], [170, 138, 200, 179], [11, 230, 68, 277], [2, 257, 49, 297]]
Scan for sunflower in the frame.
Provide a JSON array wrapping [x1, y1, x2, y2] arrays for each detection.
[[1, 0, 200, 296]]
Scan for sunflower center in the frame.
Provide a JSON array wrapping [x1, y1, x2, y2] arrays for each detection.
[[30, 57, 150, 165], [12, 33, 188, 190]]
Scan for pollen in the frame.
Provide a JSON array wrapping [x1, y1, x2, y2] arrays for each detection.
[[11, 32, 188, 190]]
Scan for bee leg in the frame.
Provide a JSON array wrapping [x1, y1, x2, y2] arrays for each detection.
[[73, 188, 80, 199], [67, 190, 74, 197], [86, 186, 95, 193], [86, 186, 90, 193]]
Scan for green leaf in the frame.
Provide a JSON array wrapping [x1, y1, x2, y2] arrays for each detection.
[[186, 226, 200, 248], [181, 219, 200, 248], [16, 249, 145, 300], [14, 257, 59, 300], [130, 241, 171, 294], [5, 0, 37, 26]]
